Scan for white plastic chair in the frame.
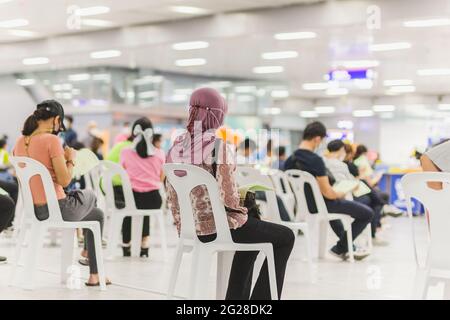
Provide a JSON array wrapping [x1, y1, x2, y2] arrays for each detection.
[[102, 160, 167, 259], [269, 169, 296, 221], [235, 166, 313, 280], [164, 163, 278, 300], [9, 156, 107, 290], [401, 172, 450, 299], [285, 169, 356, 262]]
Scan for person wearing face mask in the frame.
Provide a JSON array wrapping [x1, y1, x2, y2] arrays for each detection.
[[13, 100, 111, 286], [324, 140, 387, 246], [63, 115, 77, 147], [284, 122, 373, 261]]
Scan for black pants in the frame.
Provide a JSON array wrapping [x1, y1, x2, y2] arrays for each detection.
[[325, 199, 374, 254], [0, 179, 18, 227], [199, 217, 295, 300], [354, 194, 382, 237], [0, 194, 14, 233], [113, 186, 162, 244]]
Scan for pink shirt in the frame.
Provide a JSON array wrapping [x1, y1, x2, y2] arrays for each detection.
[[120, 147, 165, 193], [13, 134, 66, 205]]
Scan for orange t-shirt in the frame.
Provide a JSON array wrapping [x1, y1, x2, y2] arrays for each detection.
[[13, 133, 66, 205]]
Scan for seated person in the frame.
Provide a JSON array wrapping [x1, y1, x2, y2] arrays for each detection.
[[324, 139, 386, 246], [0, 192, 15, 263], [284, 121, 373, 261], [420, 139, 450, 189], [272, 146, 287, 171]]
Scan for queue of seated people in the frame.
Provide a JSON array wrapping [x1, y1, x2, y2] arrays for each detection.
[[0, 89, 403, 299]]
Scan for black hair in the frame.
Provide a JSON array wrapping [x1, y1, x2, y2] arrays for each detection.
[[0, 138, 6, 149], [240, 138, 256, 151], [66, 115, 74, 123], [277, 146, 286, 157], [343, 143, 353, 155], [22, 108, 58, 136], [327, 139, 345, 152], [130, 117, 153, 158], [354, 144, 368, 160], [303, 121, 327, 140], [71, 141, 85, 150], [152, 133, 162, 145]]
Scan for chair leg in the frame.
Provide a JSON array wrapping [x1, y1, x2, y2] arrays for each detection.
[[90, 224, 107, 291], [413, 267, 429, 300], [60, 229, 76, 285], [263, 247, 279, 300], [167, 240, 184, 300], [191, 250, 212, 300], [9, 221, 28, 287], [345, 226, 354, 263], [22, 224, 44, 290], [131, 216, 144, 257], [106, 215, 121, 258], [318, 220, 328, 259], [301, 225, 314, 282], [216, 251, 234, 300], [156, 212, 168, 261]]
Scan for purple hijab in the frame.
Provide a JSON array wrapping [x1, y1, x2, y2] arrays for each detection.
[[167, 88, 227, 164]]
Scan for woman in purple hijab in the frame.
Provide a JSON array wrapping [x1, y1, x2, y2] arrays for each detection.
[[166, 88, 294, 300]]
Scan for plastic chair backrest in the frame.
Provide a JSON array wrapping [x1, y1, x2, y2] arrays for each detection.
[[401, 172, 450, 269], [10, 156, 64, 223], [269, 169, 296, 215], [163, 163, 233, 243], [285, 169, 328, 221], [101, 160, 137, 212], [235, 166, 280, 222]]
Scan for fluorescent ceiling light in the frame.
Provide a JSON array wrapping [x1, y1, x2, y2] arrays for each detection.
[[22, 57, 49, 65], [170, 6, 208, 15], [0, 19, 28, 28], [326, 87, 349, 96], [0, 0, 14, 4], [68, 73, 91, 81], [369, 42, 411, 51], [139, 91, 158, 99], [353, 110, 374, 117], [171, 94, 188, 102], [337, 120, 354, 129], [300, 111, 318, 118], [387, 85, 416, 93], [373, 104, 396, 112], [438, 104, 450, 110], [315, 106, 335, 114], [403, 18, 450, 27], [354, 79, 373, 89], [383, 79, 413, 86], [92, 74, 111, 81], [262, 51, 298, 60], [172, 41, 209, 51], [175, 58, 206, 67], [252, 66, 284, 74], [134, 75, 164, 85], [302, 82, 329, 90], [77, 6, 110, 17], [207, 81, 232, 88], [174, 88, 193, 95], [264, 108, 282, 115], [332, 60, 379, 69], [271, 90, 290, 98], [90, 50, 122, 59], [234, 86, 256, 93], [274, 31, 317, 40], [237, 95, 255, 102], [7, 29, 37, 37], [417, 68, 450, 76], [16, 79, 35, 86], [81, 19, 114, 27]]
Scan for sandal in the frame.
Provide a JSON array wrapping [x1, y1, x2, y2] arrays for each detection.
[[85, 279, 112, 287]]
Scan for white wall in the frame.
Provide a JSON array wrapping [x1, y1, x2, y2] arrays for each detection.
[[0, 75, 35, 149]]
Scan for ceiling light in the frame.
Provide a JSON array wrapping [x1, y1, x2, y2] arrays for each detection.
[[387, 85, 416, 93], [369, 42, 411, 51], [68, 73, 91, 81], [77, 6, 110, 17], [92, 74, 111, 81], [264, 108, 282, 115], [332, 60, 379, 69], [81, 19, 114, 27], [274, 31, 317, 40], [262, 51, 298, 60], [16, 79, 35, 86], [417, 68, 450, 76], [174, 88, 194, 95], [234, 86, 256, 93], [237, 95, 255, 102], [315, 106, 335, 114], [170, 6, 208, 15], [353, 110, 374, 117], [302, 82, 329, 90], [373, 105, 396, 112], [207, 81, 232, 88], [403, 18, 450, 27], [326, 88, 349, 96], [271, 90, 290, 98], [170, 94, 189, 102], [0, 19, 28, 28], [383, 79, 413, 86], [172, 41, 209, 51], [0, 0, 14, 4], [300, 111, 318, 118], [337, 120, 354, 129], [252, 66, 284, 74], [438, 104, 450, 110], [22, 57, 49, 65], [7, 29, 37, 37], [90, 50, 122, 59], [134, 75, 164, 85], [175, 58, 206, 67]]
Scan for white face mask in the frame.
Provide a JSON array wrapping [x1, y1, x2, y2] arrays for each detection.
[[314, 140, 327, 155]]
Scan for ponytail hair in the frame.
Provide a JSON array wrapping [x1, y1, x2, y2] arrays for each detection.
[[22, 108, 56, 136], [130, 117, 153, 158]]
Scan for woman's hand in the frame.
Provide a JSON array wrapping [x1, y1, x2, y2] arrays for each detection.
[[64, 146, 76, 162]]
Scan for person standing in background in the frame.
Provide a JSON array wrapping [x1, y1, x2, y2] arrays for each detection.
[[272, 146, 287, 171], [63, 115, 77, 147], [152, 133, 163, 149], [90, 137, 104, 160], [114, 121, 131, 145]]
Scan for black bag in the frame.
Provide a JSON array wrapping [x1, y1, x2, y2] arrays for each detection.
[[211, 140, 261, 220]]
